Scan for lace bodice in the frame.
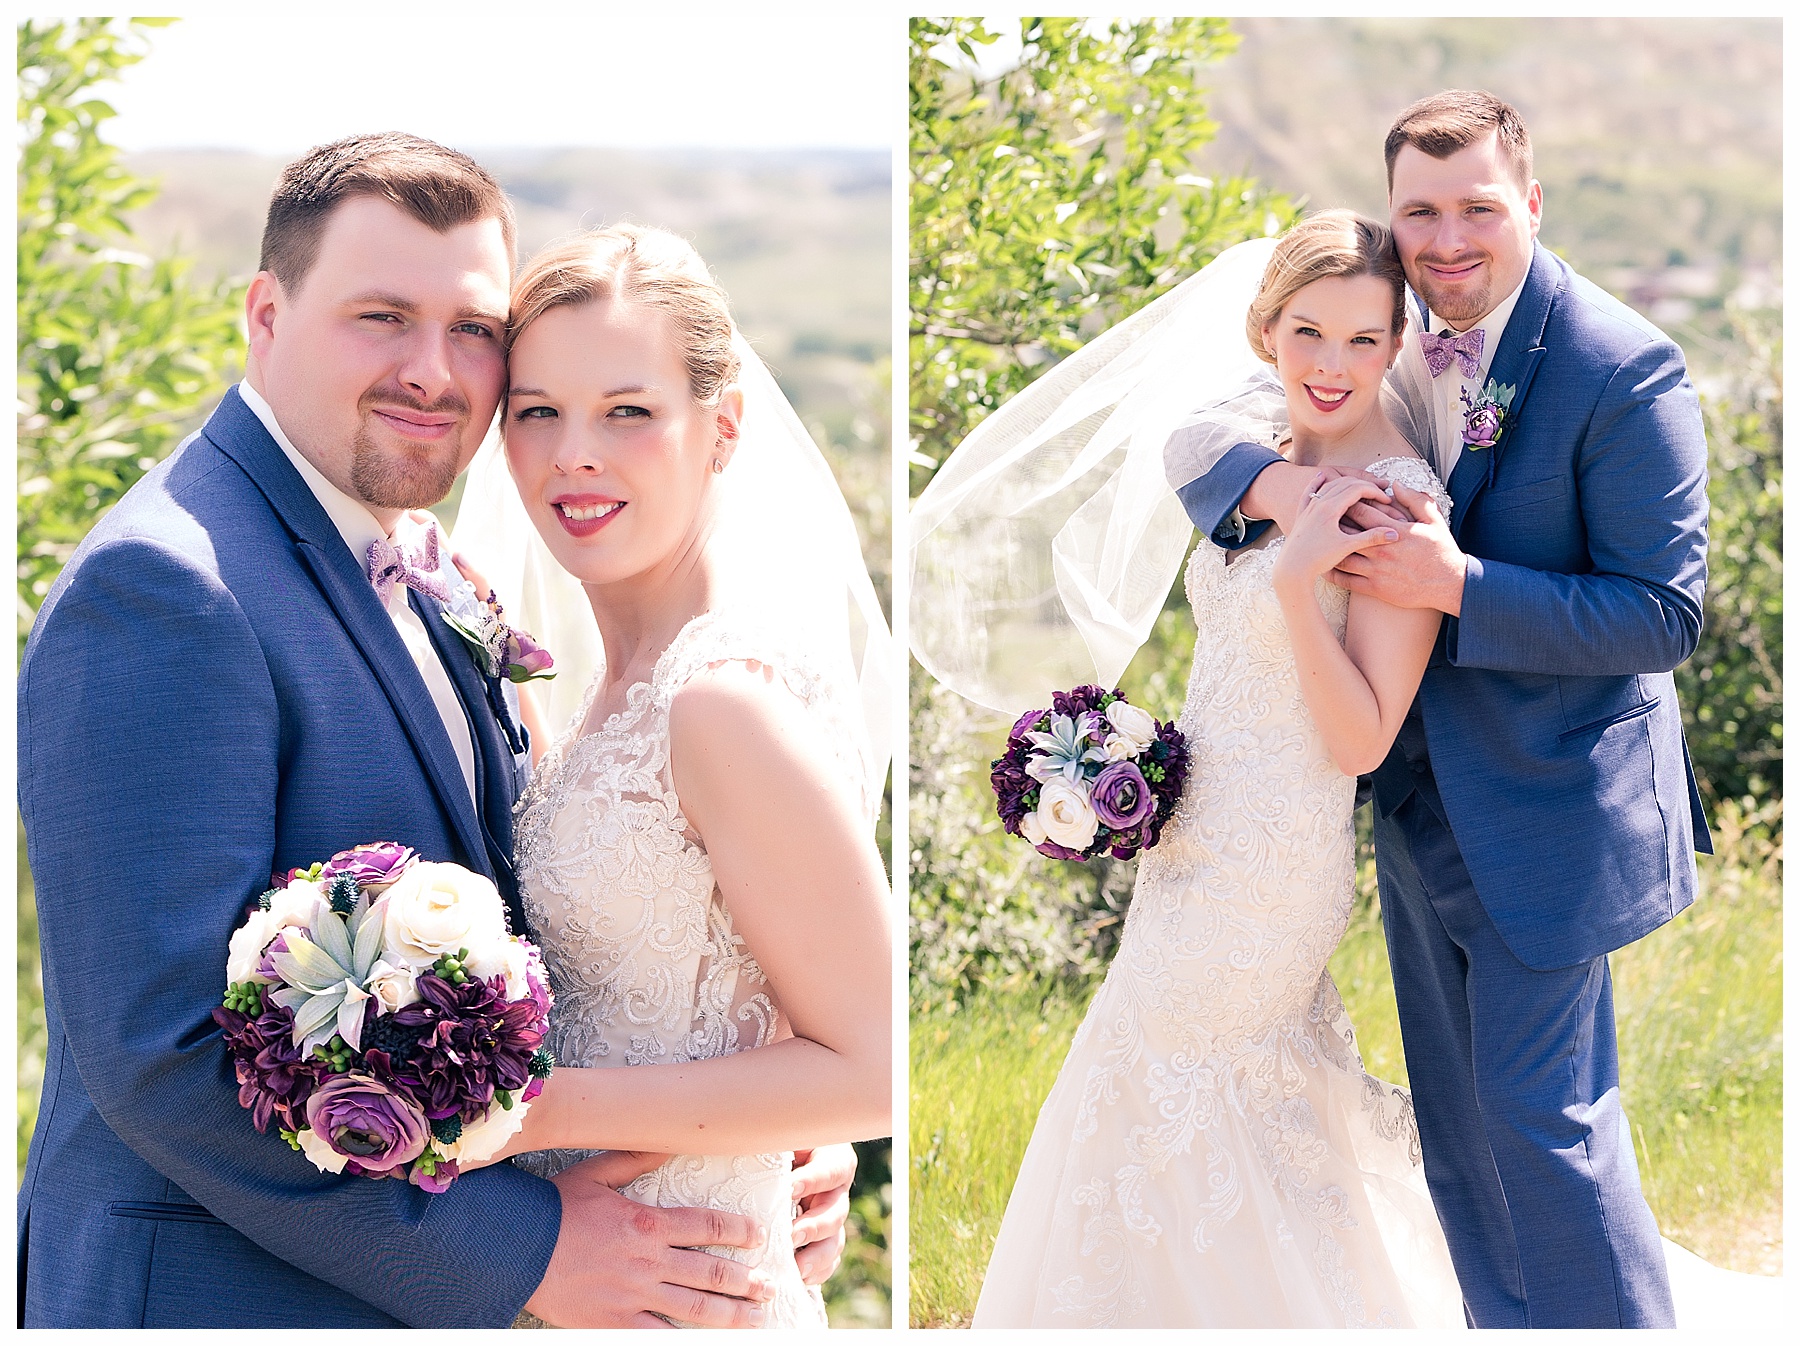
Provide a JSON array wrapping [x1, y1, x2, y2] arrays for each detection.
[[510, 609, 861, 1329], [976, 455, 1464, 1328]]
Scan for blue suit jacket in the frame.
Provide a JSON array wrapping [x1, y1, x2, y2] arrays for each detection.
[[1177, 244, 1711, 970], [17, 387, 561, 1326]]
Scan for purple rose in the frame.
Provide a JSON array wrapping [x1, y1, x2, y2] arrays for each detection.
[[304, 1073, 430, 1174], [504, 628, 555, 680], [1090, 761, 1154, 830], [320, 842, 417, 891]]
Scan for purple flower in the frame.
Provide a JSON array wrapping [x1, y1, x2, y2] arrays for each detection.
[[411, 1160, 461, 1193], [253, 930, 291, 983], [388, 973, 546, 1122], [320, 842, 417, 891], [1459, 380, 1514, 449], [1090, 761, 1154, 830], [304, 1073, 430, 1174], [1462, 402, 1502, 447], [1010, 707, 1048, 742], [215, 1000, 326, 1133], [1034, 840, 1089, 861], [504, 628, 555, 681]]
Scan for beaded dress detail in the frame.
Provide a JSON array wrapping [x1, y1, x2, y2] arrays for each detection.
[[509, 610, 871, 1330], [974, 456, 1466, 1328]]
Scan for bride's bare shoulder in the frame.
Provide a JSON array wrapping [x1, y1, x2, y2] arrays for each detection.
[[666, 659, 843, 805]]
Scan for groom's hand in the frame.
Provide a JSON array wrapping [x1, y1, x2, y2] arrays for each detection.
[[790, 1143, 857, 1285], [525, 1154, 775, 1328], [1332, 479, 1468, 616]]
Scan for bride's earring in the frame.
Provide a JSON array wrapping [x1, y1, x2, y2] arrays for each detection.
[[711, 457, 724, 474]]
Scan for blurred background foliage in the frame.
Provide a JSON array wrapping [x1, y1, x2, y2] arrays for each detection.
[[17, 17, 244, 654], [907, 14, 1781, 1326], [909, 16, 1297, 497], [16, 17, 890, 1326]]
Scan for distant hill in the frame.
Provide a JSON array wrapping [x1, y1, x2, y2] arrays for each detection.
[[1192, 17, 1780, 369], [122, 146, 891, 443]]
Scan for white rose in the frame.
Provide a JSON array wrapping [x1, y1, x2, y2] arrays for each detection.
[[267, 880, 327, 933], [439, 1097, 529, 1165], [225, 881, 329, 985], [381, 862, 508, 968], [1037, 777, 1100, 851], [1104, 701, 1157, 753], [364, 959, 421, 1014], [1019, 811, 1048, 846], [465, 937, 530, 1001], [297, 1125, 351, 1175], [1102, 732, 1138, 761], [226, 909, 277, 985]]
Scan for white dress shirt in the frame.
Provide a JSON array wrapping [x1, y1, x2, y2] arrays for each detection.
[[238, 381, 479, 810], [1394, 275, 1528, 484]]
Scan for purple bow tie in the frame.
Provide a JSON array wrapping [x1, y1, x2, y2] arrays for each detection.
[[1420, 327, 1485, 379], [366, 525, 451, 605]]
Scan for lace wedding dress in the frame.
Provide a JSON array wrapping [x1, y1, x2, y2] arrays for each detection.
[[508, 610, 868, 1330], [974, 455, 1467, 1329]]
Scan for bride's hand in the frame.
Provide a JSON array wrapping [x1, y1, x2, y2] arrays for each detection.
[[449, 550, 494, 603], [1272, 473, 1401, 594]]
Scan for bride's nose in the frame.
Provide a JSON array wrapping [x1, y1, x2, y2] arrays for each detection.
[[551, 424, 606, 475]]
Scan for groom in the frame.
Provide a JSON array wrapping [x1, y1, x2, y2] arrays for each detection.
[[1173, 92, 1709, 1327], [18, 132, 850, 1327]]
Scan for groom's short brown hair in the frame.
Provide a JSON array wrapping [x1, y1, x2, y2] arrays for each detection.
[[259, 131, 515, 293], [1384, 90, 1533, 194]]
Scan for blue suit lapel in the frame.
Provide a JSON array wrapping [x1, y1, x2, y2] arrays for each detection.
[[412, 588, 525, 929], [204, 387, 492, 876], [1447, 244, 1559, 535]]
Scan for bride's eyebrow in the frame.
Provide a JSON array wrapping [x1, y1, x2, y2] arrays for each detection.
[[507, 385, 551, 398]]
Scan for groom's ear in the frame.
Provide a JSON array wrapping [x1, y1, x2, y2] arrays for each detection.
[[245, 271, 286, 364], [711, 385, 745, 472]]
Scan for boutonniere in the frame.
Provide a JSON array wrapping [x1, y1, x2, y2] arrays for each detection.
[[442, 595, 556, 684], [1459, 379, 1516, 450]]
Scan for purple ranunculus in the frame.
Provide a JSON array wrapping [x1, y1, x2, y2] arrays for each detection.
[[320, 842, 417, 890], [1035, 839, 1089, 861], [1090, 761, 1155, 831], [254, 931, 291, 984], [1463, 403, 1502, 447], [504, 629, 555, 680], [304, 1073, 430, 1173]]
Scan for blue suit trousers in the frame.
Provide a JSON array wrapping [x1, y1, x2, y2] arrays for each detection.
[[1374, 789, 1674, 1327]]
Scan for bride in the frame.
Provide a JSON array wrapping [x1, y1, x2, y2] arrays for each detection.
[[451, 225, 892, 1329], [913, 211, 1466, 1327]]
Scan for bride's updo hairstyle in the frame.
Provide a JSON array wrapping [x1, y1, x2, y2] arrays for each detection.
[[1245, 209, 1406, 363], [505, 224, 741, 406]]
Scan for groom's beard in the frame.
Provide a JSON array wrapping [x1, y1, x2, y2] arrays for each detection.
[[1411, 255, 1495, 329], [350, 391, 471, 508]]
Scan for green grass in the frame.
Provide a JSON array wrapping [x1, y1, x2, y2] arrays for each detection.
[[908, 808, 1783, 1324], [908, 981, 1094, 1328]]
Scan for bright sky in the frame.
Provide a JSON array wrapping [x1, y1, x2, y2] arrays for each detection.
[[86, 6, 897, 153]]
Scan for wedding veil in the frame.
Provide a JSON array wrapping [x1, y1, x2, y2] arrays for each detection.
[[450, 333, 893, 810], [909, 236, 1281, 714]]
